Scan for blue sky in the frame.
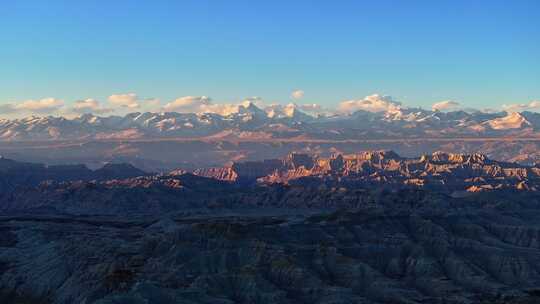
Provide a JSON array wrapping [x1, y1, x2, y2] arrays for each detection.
[[0, 0, 539, 116]]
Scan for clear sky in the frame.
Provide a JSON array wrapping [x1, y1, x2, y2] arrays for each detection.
[[0, 0, 539, 116]]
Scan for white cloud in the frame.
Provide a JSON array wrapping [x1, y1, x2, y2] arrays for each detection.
[[73, 99, 99, 111], [296, 103, 332, 116], [108, 93, 140, 109], [338, 94, 402, 114], [241, 96, 265, 107], [163, 96, 212, 113], [0, 94, 164, 118], [237, 97, 268, 113], [432, 100, 461, 112], [163, 96, 268, 116], [205, 104, 243, 116], [0, 97, 64, 117], [502, 100, 540, 113], [107, 93, 160, 113], [13, 98, 64, 113], [291, 90, 305, 100], [0, 104, 16, 114], [71, 99, 113, 115], [0, 98, 64, 117]]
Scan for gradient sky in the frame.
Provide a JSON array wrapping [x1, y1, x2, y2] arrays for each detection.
[[0, 0, 539, 114]]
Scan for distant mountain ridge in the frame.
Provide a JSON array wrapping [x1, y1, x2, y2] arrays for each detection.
[[2, 103, 540, 141], [0, 157, 148, 193]]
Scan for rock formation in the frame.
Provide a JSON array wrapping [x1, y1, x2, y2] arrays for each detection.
[[189, 151, 540, 193]]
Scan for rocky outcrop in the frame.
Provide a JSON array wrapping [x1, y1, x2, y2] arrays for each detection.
[[4, 151, 540, 215], [194, 151, 540, 193], [230, 159, 283, 181], [192, 167, 238, 182]]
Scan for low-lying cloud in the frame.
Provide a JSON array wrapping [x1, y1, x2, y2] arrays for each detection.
[[163, 96, 267, 116], [163, 96, 217, 113], [432, 100, 461, 112], [502, 101, 540, 113], [338, 94, 402, 114], [15, 98, 64, 113], [0, 98, 64, 117], [2, 92, 538, 119], [291, 90, 305, 100], [108, 93, 160, 111], [71, 99, 114, 115]]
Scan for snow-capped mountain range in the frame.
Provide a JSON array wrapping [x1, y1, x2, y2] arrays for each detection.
[[1, 102, 540, 141]]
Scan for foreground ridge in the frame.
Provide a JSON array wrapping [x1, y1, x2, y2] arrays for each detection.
[[2, 195, 540, 303]]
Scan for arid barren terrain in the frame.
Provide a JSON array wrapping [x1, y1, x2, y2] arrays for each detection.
[[2, 151, 540, 303], [2, 1, 539, 303]]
